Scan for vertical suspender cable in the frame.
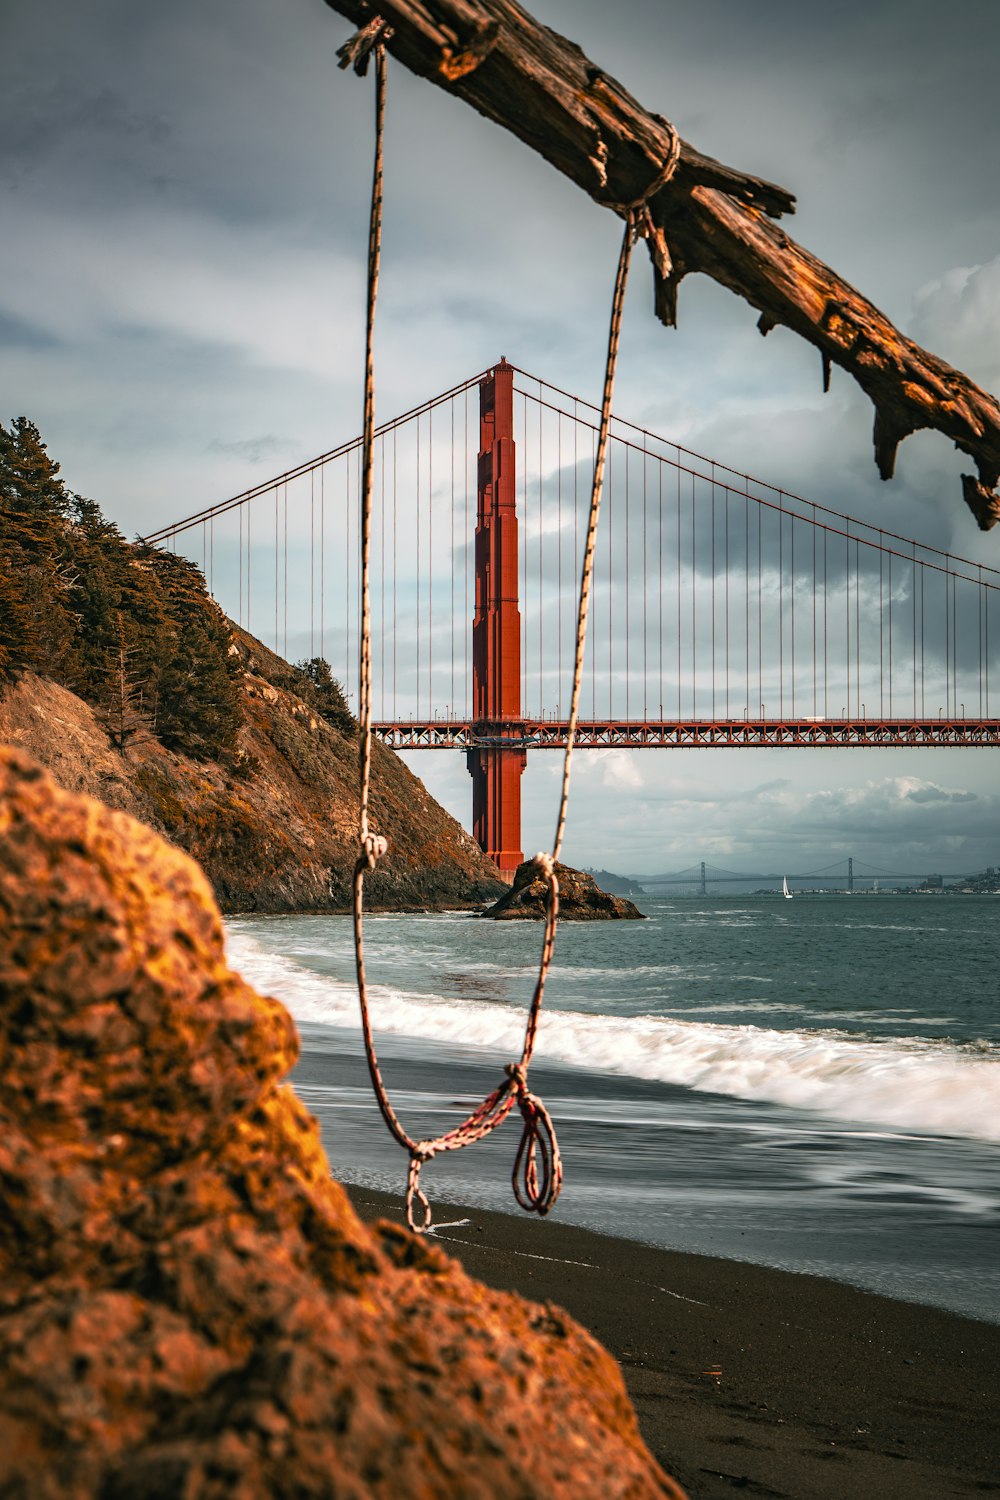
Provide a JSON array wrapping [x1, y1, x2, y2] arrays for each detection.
[[625, 445, 630, 720], [710, 467, 716, 716], [393, 429, 397, 717], [557, 415, 562, 715], [381, 433, 386, 716], [320, 466, 325, 663], [642, 450, 647, 719], [812, 506, 817, 717], [345, 457, 351, 693], [658, 459, 663, 717], [845, 525, 851, 716], [451, 401, 455, 714], [855, 538, 861, 715], [778, 494, 784, 718], [888, 549, 892, 716], [608, 441, 614, 717], [429, 407, 433, 714], [538, 401, 543, 715], [690, 472, 696, 716], [464, 388, 469, 713], [677, 467, 682, 719], [723, 473, 729, 719], [744, 488, 749, 717], [790, 511, 795, 717], [416, 414, 421, 715]]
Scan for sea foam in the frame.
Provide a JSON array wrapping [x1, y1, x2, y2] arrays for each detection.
[[227, 931, 1000, 1145]]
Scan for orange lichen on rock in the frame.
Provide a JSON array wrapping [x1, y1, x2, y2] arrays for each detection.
[[0, 746, 685, 1499]]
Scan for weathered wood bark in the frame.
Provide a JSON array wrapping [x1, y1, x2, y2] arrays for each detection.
[[324, 0, 1000, 532]]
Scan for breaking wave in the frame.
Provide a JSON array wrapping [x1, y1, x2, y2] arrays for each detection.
[[227, 931, 1000, 1145]]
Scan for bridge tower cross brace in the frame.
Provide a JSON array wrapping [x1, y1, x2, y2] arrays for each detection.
[[468, 359, 526, 879]]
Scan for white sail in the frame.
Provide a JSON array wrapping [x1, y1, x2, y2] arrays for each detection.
[[782, 875, 792, 899]]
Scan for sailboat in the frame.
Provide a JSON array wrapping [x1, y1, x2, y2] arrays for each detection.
[[782, 875, 792, 900]]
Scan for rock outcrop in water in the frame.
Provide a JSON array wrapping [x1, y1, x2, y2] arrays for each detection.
[[0, 747, 683, 1499], [482, 859, 646, 920]]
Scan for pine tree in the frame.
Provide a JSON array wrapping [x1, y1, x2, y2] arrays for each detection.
[[67, 495, 129, 699], [135, 547, 241, 757], [0, 417, 79, 682], [0, 416, 72, 546], [102, 615, 153, 751], [294, 657, 356, 734]]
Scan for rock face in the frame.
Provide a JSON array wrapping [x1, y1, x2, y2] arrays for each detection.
[[0, 748, 683, 1499], [0, 631, 505, 913], [482, 859, 647, 920]]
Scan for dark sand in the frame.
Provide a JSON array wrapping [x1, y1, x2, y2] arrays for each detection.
[[348, 1187, 999, 1500]]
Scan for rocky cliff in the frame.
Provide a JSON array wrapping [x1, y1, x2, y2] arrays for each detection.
[[482, 859, 647, 920], [0, 631, 504, 913], [0, 747, 684, 1499]]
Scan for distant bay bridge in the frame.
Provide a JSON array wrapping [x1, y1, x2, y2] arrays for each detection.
[[641, 858, 993, 892]]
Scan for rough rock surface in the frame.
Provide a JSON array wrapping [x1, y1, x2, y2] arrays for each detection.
[[0, 630, 505, 913], [0, 747, 683, 1499], [482, 860, 647, 920]]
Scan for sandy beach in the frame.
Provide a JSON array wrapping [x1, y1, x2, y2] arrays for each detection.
[[349, 1187, 999, 1500]]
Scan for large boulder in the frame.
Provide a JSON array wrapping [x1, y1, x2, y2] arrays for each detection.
[[0, 747, 683, 1499], [482, 859, 646, 920]]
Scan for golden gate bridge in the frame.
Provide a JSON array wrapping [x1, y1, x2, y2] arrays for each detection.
[[144, 358, 1000, 875]]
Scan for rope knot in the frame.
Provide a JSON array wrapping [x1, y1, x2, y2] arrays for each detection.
[[604, 120, 682, 236], [629, 121, 681, 209], [504, 1060, 528, 1093], [359, 831, 388, 870], [336, 16, 394, 76], [532, 851, 555, 881]]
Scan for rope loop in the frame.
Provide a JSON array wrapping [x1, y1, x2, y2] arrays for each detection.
[[406, 1151, 434, 1233], [511, 1084, 562, 1215]]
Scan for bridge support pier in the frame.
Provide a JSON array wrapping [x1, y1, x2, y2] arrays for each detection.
[[468, 359, 525, 880]]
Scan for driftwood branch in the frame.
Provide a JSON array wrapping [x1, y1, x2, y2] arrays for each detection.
[[324, 0, 1000, 531]]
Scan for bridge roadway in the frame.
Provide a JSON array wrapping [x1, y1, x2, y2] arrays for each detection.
[[372, 716, 1000, 751]]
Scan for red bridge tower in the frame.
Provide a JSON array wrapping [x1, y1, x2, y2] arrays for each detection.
[[468, 359, 525, 878]]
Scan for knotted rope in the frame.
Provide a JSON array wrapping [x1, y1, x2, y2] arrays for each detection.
[[341, 18, 673, 1232]]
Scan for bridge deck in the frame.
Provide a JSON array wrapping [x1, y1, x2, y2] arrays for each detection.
[[373, 718, 1000, 750]]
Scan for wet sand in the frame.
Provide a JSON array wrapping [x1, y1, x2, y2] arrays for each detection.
[[348, 1186, 1000, 1500]]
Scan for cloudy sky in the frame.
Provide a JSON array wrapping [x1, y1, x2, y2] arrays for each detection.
[[4, 0, 1000, 879]]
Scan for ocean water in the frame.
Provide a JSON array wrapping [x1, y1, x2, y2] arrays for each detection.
[[227, 895, 1000, 1323]]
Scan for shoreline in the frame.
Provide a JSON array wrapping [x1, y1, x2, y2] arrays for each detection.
[[348, 1185, 1000, 1500]]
